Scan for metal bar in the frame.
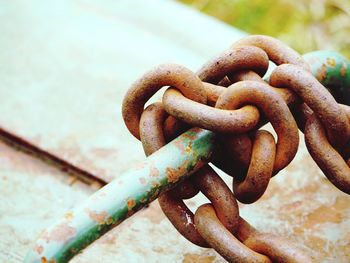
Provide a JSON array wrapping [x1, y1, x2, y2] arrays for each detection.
[[25, 51, 349, 263], [25, 128, 216, 263]]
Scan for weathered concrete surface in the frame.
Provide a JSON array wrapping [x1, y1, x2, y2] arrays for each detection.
[[0, 141, 95, 262], [0, 0, 350, 262]]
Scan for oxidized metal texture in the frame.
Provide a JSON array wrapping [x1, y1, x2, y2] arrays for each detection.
[[215, 80, 299, 173], [158, 166, 239, 247], [26, 34, 350, 262], [232, 130, 276, 204], [24, 128, 216, 263], [140, 102, 239, 247], [122, 64, 207, 139], [232, 34, 311, 71], [197, 45, 269, 83], [195, 204, 312, 263], [163, 88, 261, 134], [236, 218, 312, 263], [305, 113, 350, 194], [194, 204, 271, 263], [270, 64, 350, 149], [303, 51, 350, 104]]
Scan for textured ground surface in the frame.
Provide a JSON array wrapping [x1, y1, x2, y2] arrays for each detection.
[[0, 0, 349, 262]]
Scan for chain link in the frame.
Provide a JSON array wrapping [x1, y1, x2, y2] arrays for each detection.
[[122, 35, 350, 262]]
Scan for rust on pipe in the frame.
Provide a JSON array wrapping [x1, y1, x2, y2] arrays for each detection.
[[140, 103, 239, 248]]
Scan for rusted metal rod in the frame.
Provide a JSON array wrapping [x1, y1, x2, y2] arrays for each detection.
[[25, 51, 349, 263]]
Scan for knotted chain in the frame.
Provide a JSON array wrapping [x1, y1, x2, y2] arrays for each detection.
[[122, 35, 350, 262]]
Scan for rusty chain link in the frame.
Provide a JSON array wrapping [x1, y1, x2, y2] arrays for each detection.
[[122, 35, 350, 262]]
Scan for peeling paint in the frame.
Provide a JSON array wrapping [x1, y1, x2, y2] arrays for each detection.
[[42, 222, 76, 243], [166, 160, 190, 183], [127, 199, 136, 211], [85, 209, 109, 225], [326, 58, 336, 67]]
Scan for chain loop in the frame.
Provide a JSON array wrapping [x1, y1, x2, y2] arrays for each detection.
[[232, 130, 276, 204], [215, 80, 299, 173], [122, 64, 206, 139], [197, 45, 269, 83], [305, 113, 350, 194], [232, 35, 311, 71], [139, 102, 239, 248], [163, 88, 261, 134], [270, 64, 350, 148], [121, 34, 349, 262], [236, 218, 312, 263], [194, 204, 272, 263]]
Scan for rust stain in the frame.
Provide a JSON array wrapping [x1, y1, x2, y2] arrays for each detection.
[[34, 244, 44, 254], [340, 62, 347, 77], [302, 195, 350, 229], [174, 140, 187, 154], [166, 160, 189, 183], [140, 197, 148, 203], [326, 58, 336, 67], [42, 222, 76, 243], [334, 195, 350, 211], [149, 188, 160, 200], [302, 204, 343, 228], [127, 198, 136, 210], [185, 141, 192, 153], [181, 132, 198, 141], [85, 208, 109, 225], [182, 253, 215, 263], [280, 200, 303, 211], [105, 216, 114, 225], [316, 64, 327, 81], [151, 181, 160, 188], [150, 165, 160, 177], [64, 211, 74, 221], [192, 159, 206, 172], [40, 257, 55, 263]]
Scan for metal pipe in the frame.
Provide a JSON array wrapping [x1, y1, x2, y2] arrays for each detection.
[[25, 51, 349, 263]]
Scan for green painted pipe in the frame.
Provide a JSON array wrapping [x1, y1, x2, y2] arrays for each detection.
[[303, 51, 350, 104], [25, 51, 349, 263], [25, 128, 216, 263]]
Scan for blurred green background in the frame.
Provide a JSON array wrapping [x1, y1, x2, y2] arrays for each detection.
[[179, 0, 350, 58]]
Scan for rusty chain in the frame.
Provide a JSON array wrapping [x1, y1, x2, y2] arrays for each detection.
[[122, 35, 350, 262]]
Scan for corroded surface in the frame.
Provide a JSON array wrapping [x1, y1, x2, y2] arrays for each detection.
[[71, 135, 350, 263], [1, 1, 350, 262], [25, 128, 216, 262]]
